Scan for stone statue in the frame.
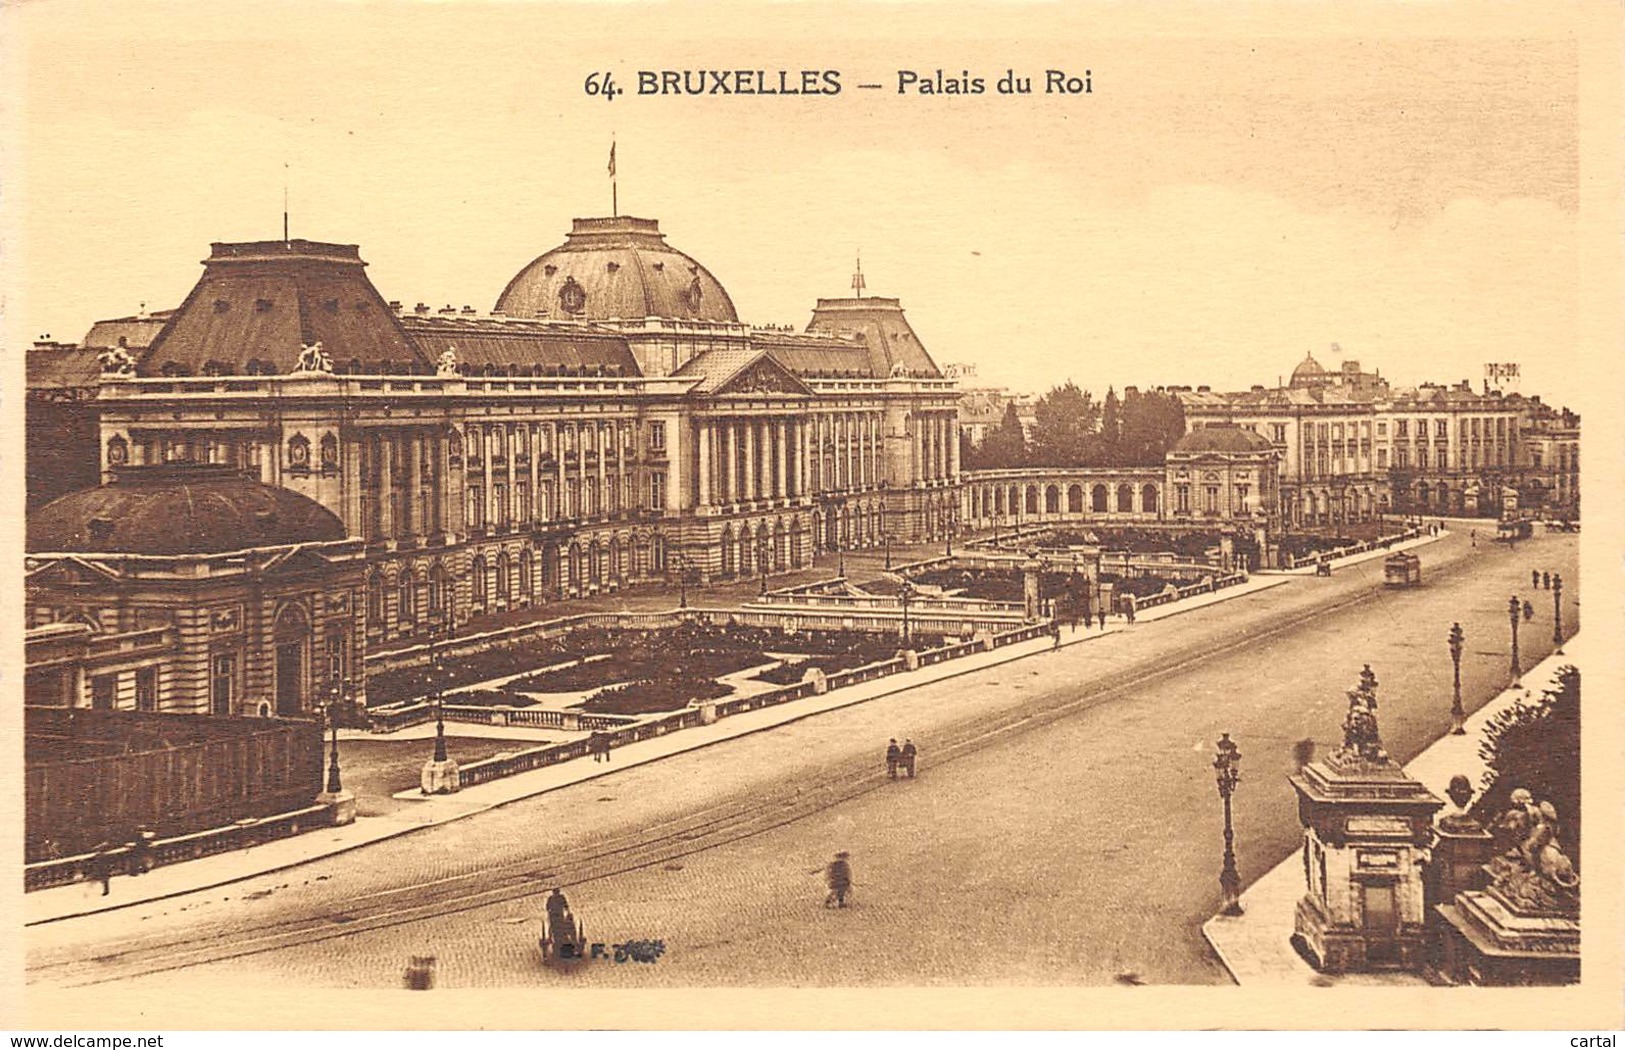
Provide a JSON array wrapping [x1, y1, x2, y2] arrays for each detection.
[[436, 345, 460, 376], [1437, 773, 1484, 834], [293, 341, 333, 374], [97, 345, 137, 376], [1334, 670, 1388, 765], [1486, 787, 1580, 912]]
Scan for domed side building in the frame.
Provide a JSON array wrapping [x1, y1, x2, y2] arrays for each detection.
[[26, 464, 367, 716], [44, 209, 964, 658]]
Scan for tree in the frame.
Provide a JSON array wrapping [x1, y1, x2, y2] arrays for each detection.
[[1473, 665, 1580, 865], [1029, 382, 1097, 466], [980, 401, 1028, 468], [1100, 387, 1122, 466]]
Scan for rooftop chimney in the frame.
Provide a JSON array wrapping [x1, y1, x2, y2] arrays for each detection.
[[414, 302, 431, 316]]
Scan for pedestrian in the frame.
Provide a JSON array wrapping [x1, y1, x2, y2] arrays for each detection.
[[1051, 623, 1061, 650], [588, 731, 601, 762], [1470, 530, 1477, 548], [885, 738, 901, 779], [1126, 598, 1136, 626], [130, 826, 154, 876], [89, 842, 112, 897], [1523, 599, 1534, 623], [1097, 607, 1107, 630], [1543, 571, 1552, 590], [1531, 569, 1540, 589], [901, 738, 918, 778], [601, 731, 613, 762], [825, 851, 853, 908]]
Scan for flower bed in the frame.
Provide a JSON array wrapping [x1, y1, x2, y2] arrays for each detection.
[[752, 645, 902, 685], [578, 675, 733, 715], [445, 689, 538, 708]]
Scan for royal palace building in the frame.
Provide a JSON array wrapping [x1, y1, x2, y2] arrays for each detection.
[[29, 216, 963, 655], [1177, 352, 1535, 524]]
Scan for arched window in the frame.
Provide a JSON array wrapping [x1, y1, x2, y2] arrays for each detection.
[[471, 555, 488, 606], [1067, 485, 1083, 513], [1025, 486, 1039, 515], [1091, 485, 1109, 513], [519, 549, 533, 599], [1045, 486, 1060, 514], [397, 572, 415, 624], [653, 534, 668, 573], [496, 552, 511, 601], [1141, 484, 1159, 514], [1117, 484, 1134, 512], [367, 573, 384, 627], [428, 564, 447, 615]]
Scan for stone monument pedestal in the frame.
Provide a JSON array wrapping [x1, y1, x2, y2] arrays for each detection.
[[420, 758, 461, 795], [317, 788, 357, 827], [1288, 669, 1443, 974], [1435, 885, 1579, 985]]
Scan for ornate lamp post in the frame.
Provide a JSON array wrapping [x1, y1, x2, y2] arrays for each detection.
[[883, 532, 893, 571], [835, 539, 845, 578], [1213, 732, 1244, 917], [1552, 574, 1564, 654], [1508, 595, 1522, 686], [899, 579, 915, 643], [1447, 623, 1465, 736], [945, 512, 956, 557], [676, 553, 689, 609], [429, 623, 450, 765], [323, 682, 345, 793]]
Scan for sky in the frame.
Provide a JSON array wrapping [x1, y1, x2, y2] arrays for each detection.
[[1, 2, 1590, 409]]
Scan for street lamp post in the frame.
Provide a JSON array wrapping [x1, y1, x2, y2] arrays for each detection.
[[1508, 595, 1522, 686], [1552, 574, 1564, 654], [945, 514, 956, 558], [899, 580, 914, 643], [321, 682, 345, 794], [1213, 732, 1244, 917], [1448, 623, 1465, 736], [677, 554, 689, 609], [884, 533, 893, 571], [431, 629, 449, 765]]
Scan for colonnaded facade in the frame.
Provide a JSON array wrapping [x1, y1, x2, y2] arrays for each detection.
[[57, 216, 962, 649]]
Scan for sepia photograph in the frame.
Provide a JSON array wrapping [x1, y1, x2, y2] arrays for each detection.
[[4, 0, 1620, 1033]]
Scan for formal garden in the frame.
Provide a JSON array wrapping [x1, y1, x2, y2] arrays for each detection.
[[366, 622, 947, 719]]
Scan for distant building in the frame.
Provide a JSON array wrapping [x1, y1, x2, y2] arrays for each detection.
[[1179, 353, 1530, 523]]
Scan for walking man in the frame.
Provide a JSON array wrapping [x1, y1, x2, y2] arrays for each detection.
[[885, 738, 901, 779], [1532, 569, 1540, 589], [1126, 598, 1136, 626], [1523, 599, 1534, 623], [1543, 571, 1552, 590], [901, 738, 918, 778], [1051, 623, 1062, 649], [90, 842, 112, 896], [825, 851, 853, 908], [1097, 606, 1107, 631]]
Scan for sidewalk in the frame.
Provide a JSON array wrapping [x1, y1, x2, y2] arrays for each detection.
[[1201, 635, 1584, 985], [1258, 526, 1443, 576], [25, 569, 1291, 927]]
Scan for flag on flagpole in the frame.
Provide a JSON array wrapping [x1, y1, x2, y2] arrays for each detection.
[[608, 142, 616, 178]]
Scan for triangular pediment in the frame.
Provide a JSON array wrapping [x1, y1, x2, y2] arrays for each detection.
[[711, 353, 813, 397]]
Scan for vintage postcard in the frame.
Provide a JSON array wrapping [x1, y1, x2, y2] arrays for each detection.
[[4, 0, 1621, 1033]]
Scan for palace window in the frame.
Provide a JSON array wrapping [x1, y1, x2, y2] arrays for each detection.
[[494, 483, 508, 526], [517, 481, 530, 522], [648, 421, 666, 451], [1270, 423, 1286, 444], [1435, 419, 1448, 438], [136, 667, 157, 712], [1396, 420, 1408, 438], [91, 674, 117, 711], [467, 486, 485, 529], [1176, 484, 1191, 513], [649, 473, 667, 509], [211, 653, 236, 715]]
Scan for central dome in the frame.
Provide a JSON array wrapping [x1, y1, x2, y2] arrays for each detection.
[[495, 216, 738, 324]]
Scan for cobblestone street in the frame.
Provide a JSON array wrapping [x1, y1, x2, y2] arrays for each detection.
[[27, 529, 1578, 989]]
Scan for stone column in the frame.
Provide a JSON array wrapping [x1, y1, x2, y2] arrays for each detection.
[[949, 413, 960, 479], [697, 419, 712, 506], [406, 431, 424, 538], [592, 422, 605, 518], [743, 418, 758, 502], [780, 419, 793, 500], [617, 421, 628, 517], [795, 419, 808, 498], [481, 426, 494, 527], [718, 420, 732, 504], [554, 424, 566, 518], [527, 424, 540, 523], [841, 413, 853, 492], [377, 433, 394, 539], [341, 432, 363, 537]]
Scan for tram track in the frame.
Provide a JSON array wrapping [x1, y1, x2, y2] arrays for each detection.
[[29, 570, 1444, 988]]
